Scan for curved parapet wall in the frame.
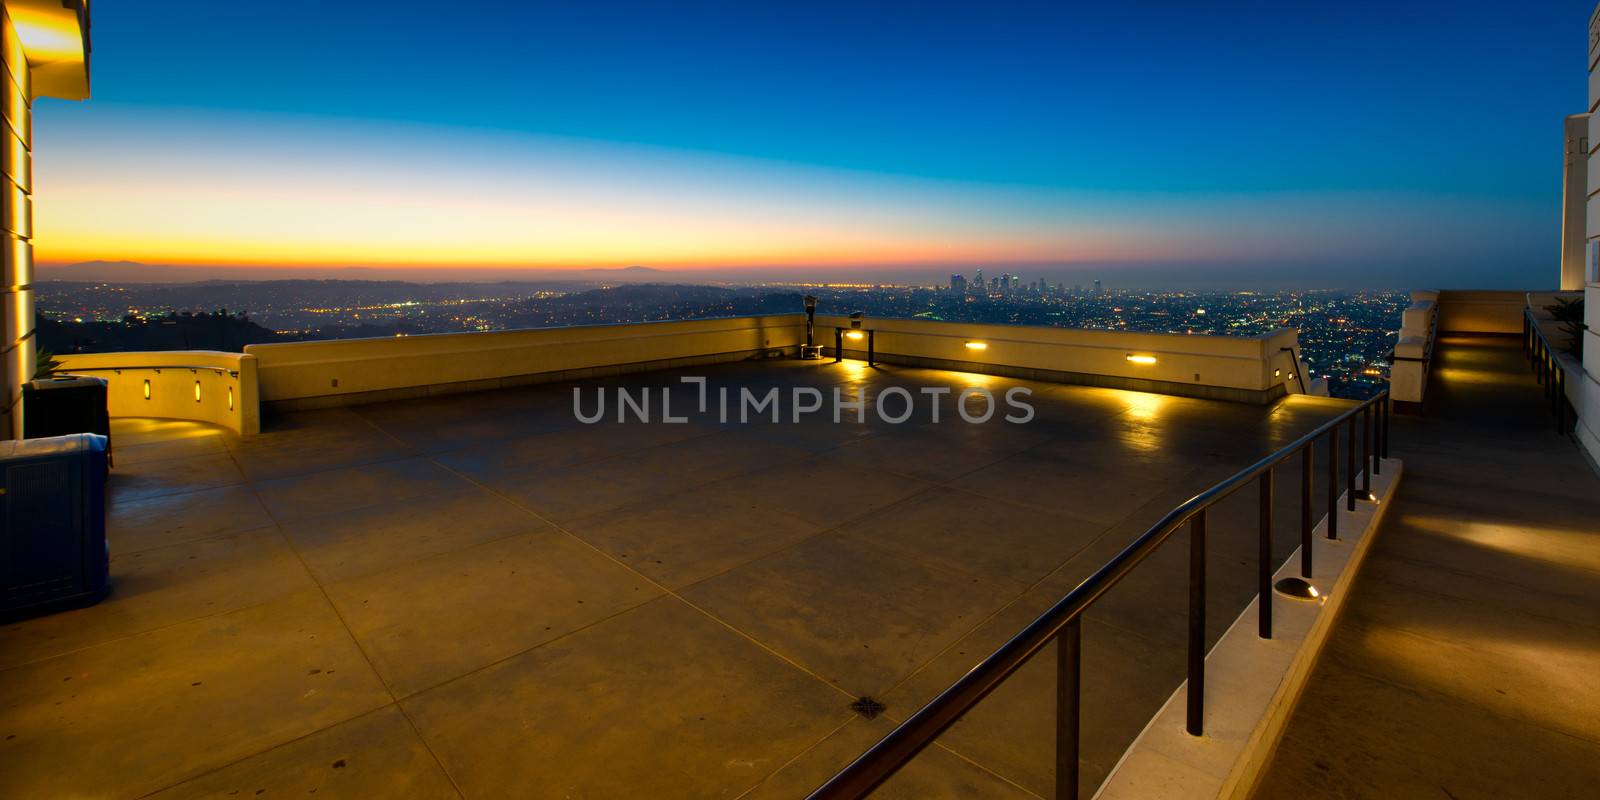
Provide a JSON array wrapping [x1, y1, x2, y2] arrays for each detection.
[[54, 351, 260, 435]]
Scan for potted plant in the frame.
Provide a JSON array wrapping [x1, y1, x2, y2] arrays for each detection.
[[1543, 297, 1586, 359]]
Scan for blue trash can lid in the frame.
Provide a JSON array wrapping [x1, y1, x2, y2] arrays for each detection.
[[1, 433, 108, 461], [26, 375, 109, 390]]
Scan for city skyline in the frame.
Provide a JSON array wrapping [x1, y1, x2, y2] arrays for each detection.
[[27, 1, 1590, 288]]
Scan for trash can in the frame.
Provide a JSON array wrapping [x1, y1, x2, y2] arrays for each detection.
[[1, 434, 110, 620], [23, 374, 111, 465]]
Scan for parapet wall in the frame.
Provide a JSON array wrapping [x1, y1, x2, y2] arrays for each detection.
[[57, 314, 1314, 429], [244, 314, 808, 409], [1435, 289, 1536, 335], [816, 315, 1306, 404], [55, 350, 260, 435]]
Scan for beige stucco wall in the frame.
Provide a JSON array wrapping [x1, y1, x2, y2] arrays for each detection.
[[1434, 290, 1530, 334], [73, 316, 1313, 427], [1, 5, 31, 438], [245, 314, 809, 406], [237, 312, 1310, 412], [56, 351, 260, 435], [816, 314, 1305, 399]]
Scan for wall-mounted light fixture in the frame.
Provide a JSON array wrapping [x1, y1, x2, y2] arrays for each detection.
[[1273, 577, 1321, 601], [1126, 354, 1157, 365], [194, 380, 202, 402], [1274, 368, 1282, 378], [143, 379, 151, 400], [228, 387, 235, 411], [964, 341, 987, 351]]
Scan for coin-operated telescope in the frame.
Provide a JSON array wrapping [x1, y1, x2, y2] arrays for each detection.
[[799, 295, 822, 359]]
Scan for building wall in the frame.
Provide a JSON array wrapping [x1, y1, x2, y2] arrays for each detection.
[[1, 4, 32, 439], [1564, 114, 1590, 291], [1582, 3, 1600, 468]]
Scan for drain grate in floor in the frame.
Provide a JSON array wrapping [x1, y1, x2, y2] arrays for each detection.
[[849, 696, 886, 719]]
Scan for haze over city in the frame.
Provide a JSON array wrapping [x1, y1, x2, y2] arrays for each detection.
[[29, 1, 1587, 288]]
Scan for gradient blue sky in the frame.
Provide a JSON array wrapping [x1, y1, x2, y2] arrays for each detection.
[[29, 1, 1595, 287]]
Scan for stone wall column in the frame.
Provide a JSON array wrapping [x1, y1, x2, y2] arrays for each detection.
[[1, 5, 34, 440]]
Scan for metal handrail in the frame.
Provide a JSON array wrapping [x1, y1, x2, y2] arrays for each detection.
[[1279, 346, 1309, 394], [809, 389, 1391, 800], [1522, 307, 1574, 435], [56, 365, 240, 378]]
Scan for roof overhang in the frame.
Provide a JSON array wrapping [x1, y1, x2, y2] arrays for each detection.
[[6, 0, 89, 100]]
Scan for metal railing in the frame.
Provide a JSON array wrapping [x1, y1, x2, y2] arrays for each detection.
[[58, 365, 241, 378], [808, 390, 1392, 800], [1522, 308, 1574, 435]]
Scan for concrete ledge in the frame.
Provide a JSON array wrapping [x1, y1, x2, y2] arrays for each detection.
[[1095, 458, 1404, 800]]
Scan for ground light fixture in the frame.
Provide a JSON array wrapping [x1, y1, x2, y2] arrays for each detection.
[[1273, 577, 1321, 601], [1126, 354, 1158, 364]]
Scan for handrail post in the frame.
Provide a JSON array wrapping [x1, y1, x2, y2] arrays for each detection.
[[868, 330, 876, 367], [1556, 369, 1565, 434], [1373, 398, 1383, 476], [1361, 405, 1372, 497], [1056, 620, 1082, 800], [834, 328, 843, 363], [1186, 511, 1206, 736], [1345, 417, 1356, 512], [1300, 445, 1313, 577], [1258, 469, 1273, 639], [1382, 393, 1390, 459], [1327, 429, 1338, 539]]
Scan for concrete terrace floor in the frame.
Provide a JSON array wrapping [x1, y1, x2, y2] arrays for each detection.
[[0, 358, 1352, 799], [1258, 336, 1600, 799]]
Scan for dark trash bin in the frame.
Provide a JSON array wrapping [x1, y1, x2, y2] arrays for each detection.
[[24, 374, 111, 465], [1, 434, 110, 620]]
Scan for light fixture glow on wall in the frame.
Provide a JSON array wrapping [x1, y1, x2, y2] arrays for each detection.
[[964, 341, 988, 351], [194, 380, 202, 402], [143, 379, 151, 400], [1126, 354, 1158, 365], [845, 330, 865, 341]]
